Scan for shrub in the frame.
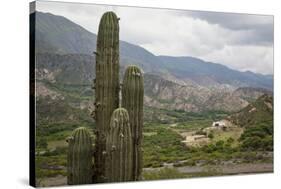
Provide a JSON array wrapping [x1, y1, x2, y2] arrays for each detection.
[[208, 132, 214, 139], [226, 137, 234, 144], [239, 121, 273, 151]]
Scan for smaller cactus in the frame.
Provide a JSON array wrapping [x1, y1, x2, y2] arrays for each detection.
[[105, 108, 133, 182], [67, 127, 93, 185]]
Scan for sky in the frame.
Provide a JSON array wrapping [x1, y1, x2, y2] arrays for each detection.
[[36, 1, 274, 75]]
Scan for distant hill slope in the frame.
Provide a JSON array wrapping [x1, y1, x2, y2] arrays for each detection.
[[35, 12, 95, 54], [34, 11, 273, 90], [227, 94, 273, 127], [36, 53, 95, 85], [233, 87, 273, 102], [229, 94, 274, 151]]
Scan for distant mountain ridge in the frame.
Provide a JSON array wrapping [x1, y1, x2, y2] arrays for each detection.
[[158, 56, 272, 89], [34, 11, 273, 90]]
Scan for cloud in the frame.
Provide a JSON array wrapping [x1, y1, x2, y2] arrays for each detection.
[[185, 11, 274, 46], [204, 45, 273, 75], [36, 1, 273, 75]]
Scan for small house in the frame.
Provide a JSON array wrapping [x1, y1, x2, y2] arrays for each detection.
[[212, 121, 225, 127]]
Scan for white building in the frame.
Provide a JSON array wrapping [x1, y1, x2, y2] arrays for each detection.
[[212, 121, 226, 127]]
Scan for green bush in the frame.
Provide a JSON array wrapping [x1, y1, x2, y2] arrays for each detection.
[[143, 127, 189, 167], [226, 137, 234, 144], [208, 132, 214, 139], [239, 121, 273, 151]]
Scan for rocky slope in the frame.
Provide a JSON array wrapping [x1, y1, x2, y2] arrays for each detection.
[[143, 73, 270, 112]]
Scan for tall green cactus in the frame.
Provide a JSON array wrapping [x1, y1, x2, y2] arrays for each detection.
[[122, 65, 144, 180], [105, 108, 133, 182], [93, 11, 120, 182], [67, 127, 93, 185]]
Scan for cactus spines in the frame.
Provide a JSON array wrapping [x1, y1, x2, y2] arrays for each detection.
[[94, 11, 120, 182], [122, 65, 144, 180], [105, 108, 133, 182], [67, 127, 93, 185]]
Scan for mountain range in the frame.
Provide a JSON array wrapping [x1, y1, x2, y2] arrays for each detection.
[[33, 11, 273, 113]]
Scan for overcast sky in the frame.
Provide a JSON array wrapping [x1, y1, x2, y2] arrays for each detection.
[[36, 1, 274, 75]]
